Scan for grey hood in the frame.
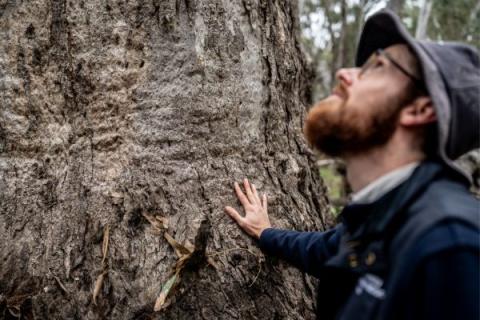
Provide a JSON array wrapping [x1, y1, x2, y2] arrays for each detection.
[[356, 9, 480, 183]]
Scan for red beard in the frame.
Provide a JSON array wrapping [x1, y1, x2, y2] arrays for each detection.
[[303, 94, 401, 157]]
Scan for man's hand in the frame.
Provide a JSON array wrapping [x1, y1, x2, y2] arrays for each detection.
[[225, 178, 271, 239]]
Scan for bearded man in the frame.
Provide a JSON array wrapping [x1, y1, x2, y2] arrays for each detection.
[[224, 10, 479, 320]]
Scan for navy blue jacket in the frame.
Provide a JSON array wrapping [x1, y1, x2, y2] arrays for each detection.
[[259, 161, 479, 319]]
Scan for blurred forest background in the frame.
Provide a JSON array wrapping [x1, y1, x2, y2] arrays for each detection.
[[298, 0, 480, 211]]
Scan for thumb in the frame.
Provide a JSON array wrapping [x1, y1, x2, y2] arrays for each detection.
[[225, 206, 244, 225]]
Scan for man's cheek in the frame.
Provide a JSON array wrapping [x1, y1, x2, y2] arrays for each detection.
[[350, 94, 380, 114]]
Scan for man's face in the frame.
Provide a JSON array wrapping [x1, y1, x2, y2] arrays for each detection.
[[304, 44, 419, 157]]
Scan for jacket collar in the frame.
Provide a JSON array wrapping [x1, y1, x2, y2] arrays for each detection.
[[338, 160, 452, 241], [350, 162, 420, 204]]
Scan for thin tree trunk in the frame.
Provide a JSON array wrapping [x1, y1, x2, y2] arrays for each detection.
[[466, 0, 480, 39], [469, 0, 480, 24], [415, 0, 433, 40], [387, 0, 405, 15], [322, 0, 340, 88], [0, 0, 331, 319], [355, 0, 369, 46], [335, 0, 348, 71]]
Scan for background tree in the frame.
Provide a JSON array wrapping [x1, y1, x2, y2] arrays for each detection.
[[0, 1, 332, 319], [387, 0, 406, 13], [426, 0, 480, 45], [415, 0, 433, 39]]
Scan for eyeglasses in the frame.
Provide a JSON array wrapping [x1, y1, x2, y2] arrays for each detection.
[[360, 49, 424, 90]]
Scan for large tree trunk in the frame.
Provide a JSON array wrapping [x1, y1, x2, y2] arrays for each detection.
[[0, 0, 331, 319]]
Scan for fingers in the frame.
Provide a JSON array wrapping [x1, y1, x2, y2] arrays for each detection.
[[225, 206, 244, 225], [251, 183, 261, 204], [234, 182, 250, 207], [262, 194, 267, 211], [233, 178, 262, 207], [243, 178, 257, 204]]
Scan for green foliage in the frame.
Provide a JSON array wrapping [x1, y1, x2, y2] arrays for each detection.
[[427, 0, 480, 47], [319, 167, 343, 200], [319, 166, 346, 216]]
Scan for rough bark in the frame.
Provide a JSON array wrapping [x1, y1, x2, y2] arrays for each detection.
[[0, 0, 331, 319]]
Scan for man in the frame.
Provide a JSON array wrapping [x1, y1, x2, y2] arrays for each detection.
[[224, 9, 479, 320]]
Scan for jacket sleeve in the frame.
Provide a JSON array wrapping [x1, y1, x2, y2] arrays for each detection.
[[258, 225, 343, 278]]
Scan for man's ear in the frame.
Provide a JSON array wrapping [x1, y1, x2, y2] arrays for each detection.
[[399, 96, 437, 127]]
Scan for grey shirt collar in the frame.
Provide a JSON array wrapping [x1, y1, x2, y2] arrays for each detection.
[[350, 162, 420, 204]]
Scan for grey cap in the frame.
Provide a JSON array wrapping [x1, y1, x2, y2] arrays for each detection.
[[356, 9, 480, 183]]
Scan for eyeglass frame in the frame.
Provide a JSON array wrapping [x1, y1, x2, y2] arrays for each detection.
[[359, 48, 426, 92]]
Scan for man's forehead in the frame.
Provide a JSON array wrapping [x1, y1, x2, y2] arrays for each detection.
[[385, 44, 411, 56], [363, 43, 415, 65], [379, 43, 420, 77]]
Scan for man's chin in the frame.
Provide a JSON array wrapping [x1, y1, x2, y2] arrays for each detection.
[[303, 96, 344, 150], [318, 94, 345, 106], [329, 93, 346, 101]]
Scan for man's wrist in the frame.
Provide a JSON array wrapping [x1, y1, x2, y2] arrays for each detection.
[[258, 227, 272, 240]]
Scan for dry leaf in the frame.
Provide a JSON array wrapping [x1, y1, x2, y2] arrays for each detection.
[[101, 225, 110, 267], [206, 256, 219, 270], [154, 273, 178, 311], [152, 231, 198, 312], [163, 232, 194, 258], [6, 293, 30, 315], [93, 272, 106, 304], [109, 191, 123, 205], [156, 216, 169, 229], [184, 239, 194, 253], [64, 246, 72, 280], [174, 253, 192, 272], [7, 306, 21, 318], [53, 274, 69, 294], [143, 213, 168, 231]]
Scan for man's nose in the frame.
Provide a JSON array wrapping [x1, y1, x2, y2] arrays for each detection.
[[335, 68, 360, 86]]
